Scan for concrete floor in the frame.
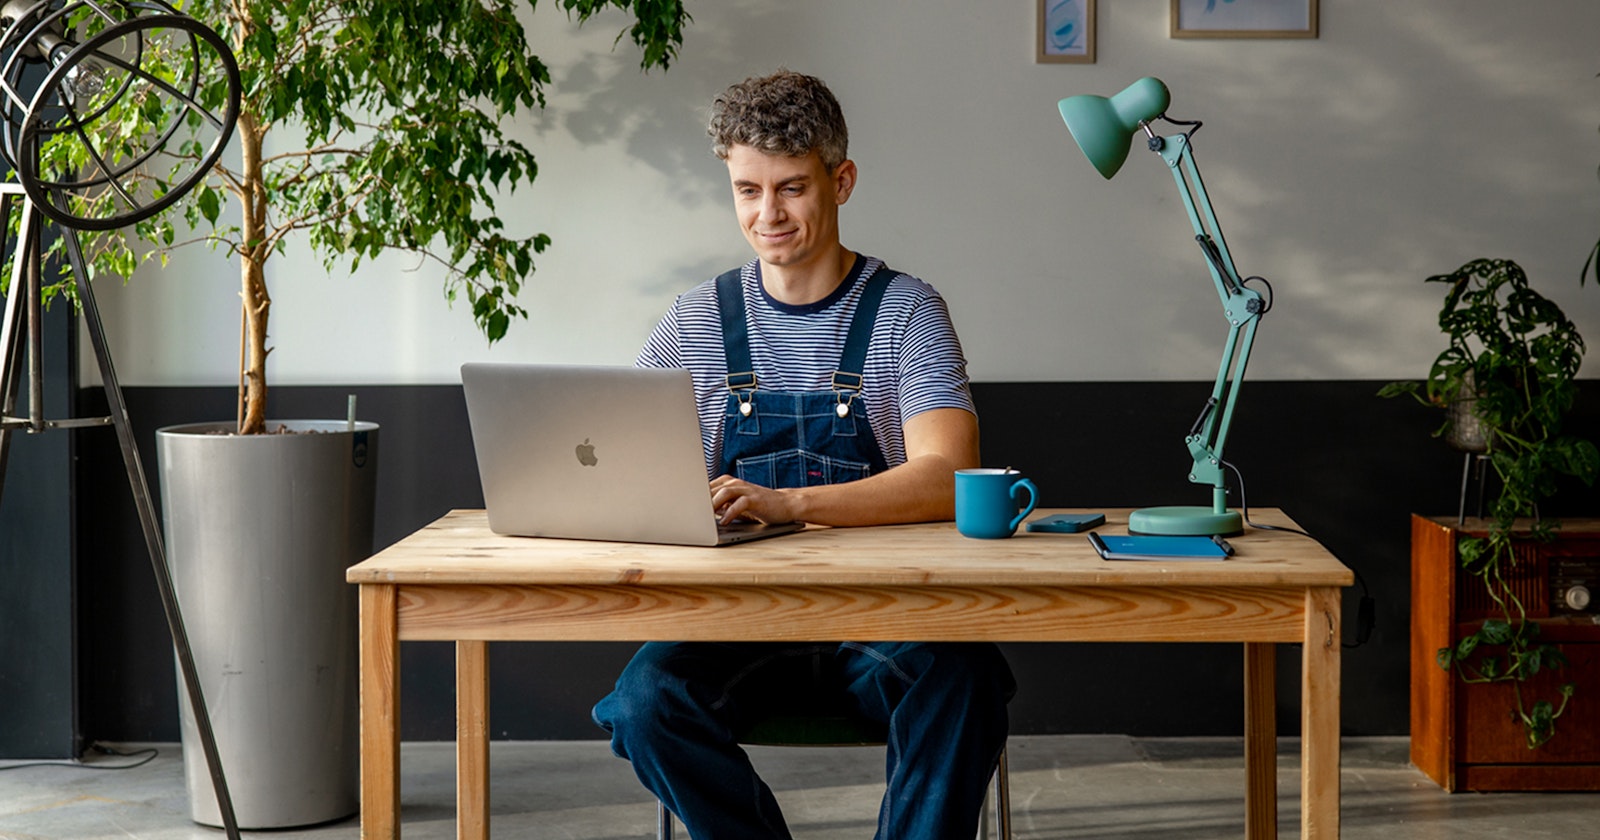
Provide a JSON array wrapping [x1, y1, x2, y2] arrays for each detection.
[[1, 736, 1596, 839]]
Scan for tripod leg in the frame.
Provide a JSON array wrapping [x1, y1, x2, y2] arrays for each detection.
[[0, 191, 38, 504], [62, 227, 241, 840]]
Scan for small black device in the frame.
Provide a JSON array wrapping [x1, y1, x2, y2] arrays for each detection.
[[1026, 513, 1106, 533]]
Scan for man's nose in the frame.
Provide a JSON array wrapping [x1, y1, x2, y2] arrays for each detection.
[[759, 193, 784, 222]]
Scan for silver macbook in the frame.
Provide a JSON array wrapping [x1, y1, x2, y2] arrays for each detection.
[[460, 363, 803, 546]]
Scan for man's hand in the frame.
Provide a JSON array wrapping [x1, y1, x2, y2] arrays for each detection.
[[710, 475, 801, 525], [707, 407, 980, 528]]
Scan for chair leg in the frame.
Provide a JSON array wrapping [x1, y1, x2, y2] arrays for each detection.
[[978, 743, 1012, 840], [995, 744, 1011, 840], [657, 801, 673, 840]]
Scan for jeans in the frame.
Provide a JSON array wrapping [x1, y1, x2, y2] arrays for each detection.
[[592, 641, 1015, 840]]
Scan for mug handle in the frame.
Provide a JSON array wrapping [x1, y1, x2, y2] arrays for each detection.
[[1009, 478, 1039, 533]]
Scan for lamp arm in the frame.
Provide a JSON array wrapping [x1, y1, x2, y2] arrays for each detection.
[[1154, 132, 1266, 514]]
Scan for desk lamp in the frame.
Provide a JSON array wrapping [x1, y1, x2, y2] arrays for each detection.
[[1058, 77, 1268, 536]]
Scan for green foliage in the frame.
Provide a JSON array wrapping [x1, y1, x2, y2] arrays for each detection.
[[13, 0, 690, 342], [565, 0, 688, 71], [1384, 258, 1598, 749], [1379, 259, 1597, 488], [1520, 683, 1576, 750]]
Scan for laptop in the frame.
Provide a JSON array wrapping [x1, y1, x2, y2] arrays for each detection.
[[460, 362, 804, 546]]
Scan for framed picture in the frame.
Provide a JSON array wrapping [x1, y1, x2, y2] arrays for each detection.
[[1038, 0, 1095, 64], [1171, 0, 1318, 39]]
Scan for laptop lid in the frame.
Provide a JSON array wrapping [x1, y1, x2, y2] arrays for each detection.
[[460, 362, 800, 546]]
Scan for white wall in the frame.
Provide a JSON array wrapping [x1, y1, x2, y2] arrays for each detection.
[[88, 0, 1600, 386]]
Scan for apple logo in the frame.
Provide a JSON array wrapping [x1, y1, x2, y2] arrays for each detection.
[[575, 438, 598, 467]]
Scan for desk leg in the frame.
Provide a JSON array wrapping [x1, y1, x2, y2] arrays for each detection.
[[1244, 642, 1277, 839], [457, 641, 490, 840], [1302, 587, 1342, 839], [360, 584, 400, 839]]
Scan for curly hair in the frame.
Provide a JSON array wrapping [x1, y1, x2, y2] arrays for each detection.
[[707, 70, 849, 170]]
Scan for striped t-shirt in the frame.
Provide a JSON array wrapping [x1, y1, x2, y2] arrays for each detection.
[[636, 255, 976, 478]]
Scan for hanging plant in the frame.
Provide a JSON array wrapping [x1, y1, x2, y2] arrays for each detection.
[[1381, 257, 1599, 748]]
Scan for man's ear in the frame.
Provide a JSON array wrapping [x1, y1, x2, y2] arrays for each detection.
[[832, 159, 858, 205]]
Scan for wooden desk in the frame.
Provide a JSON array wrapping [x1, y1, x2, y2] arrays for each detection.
[[347, 508, 1352, 839]]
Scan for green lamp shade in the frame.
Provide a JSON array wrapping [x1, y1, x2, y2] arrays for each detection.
[[1058, 76, 1171, 179]]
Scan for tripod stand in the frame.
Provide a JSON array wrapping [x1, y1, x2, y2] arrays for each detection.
[[0, 184, 241, 840]]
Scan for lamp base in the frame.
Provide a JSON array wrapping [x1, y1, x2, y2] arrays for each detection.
[[1128, 506, 1243, 537]]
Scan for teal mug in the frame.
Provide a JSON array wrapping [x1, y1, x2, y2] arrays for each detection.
[[955, 468, 1039, 539]]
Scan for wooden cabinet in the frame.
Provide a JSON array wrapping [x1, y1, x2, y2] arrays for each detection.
[[1411, 514, 1600, 791]]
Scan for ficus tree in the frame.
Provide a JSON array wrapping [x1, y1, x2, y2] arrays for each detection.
[[26, 0, 689, 434]]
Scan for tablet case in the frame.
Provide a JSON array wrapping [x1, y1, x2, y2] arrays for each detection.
[[1088, 532, 1232, 561]]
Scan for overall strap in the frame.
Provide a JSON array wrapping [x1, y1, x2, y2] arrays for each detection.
[[715, 268, 756, 394], [717, 261, 897, 398], [831, 263, 897, 395]]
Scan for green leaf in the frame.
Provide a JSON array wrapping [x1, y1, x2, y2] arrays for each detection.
[[198, 187, 221, 226], [486, 309, 510, 343], [1478, 619, 1513, 645]]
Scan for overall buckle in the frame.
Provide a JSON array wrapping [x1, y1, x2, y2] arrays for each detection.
[[831, 371, 862, 418], [727, 371, 757, 416]]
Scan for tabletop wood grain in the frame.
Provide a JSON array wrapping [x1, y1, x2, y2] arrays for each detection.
[[348, 508, 1353, 589]]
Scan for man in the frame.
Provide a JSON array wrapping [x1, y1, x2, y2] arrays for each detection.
[[592, 70, 1014, 840]]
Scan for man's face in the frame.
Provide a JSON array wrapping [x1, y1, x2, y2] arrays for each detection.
[[726, 144, 855, 271]]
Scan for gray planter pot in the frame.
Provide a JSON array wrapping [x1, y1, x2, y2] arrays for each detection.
[[156, 420, 379, 829], [1445, 371, 1492, 453]]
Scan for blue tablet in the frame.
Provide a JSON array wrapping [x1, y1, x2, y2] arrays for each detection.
[[1088, 532, 1233, 561]]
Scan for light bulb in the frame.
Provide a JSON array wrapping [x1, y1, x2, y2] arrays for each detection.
[[64, 56, 105, 99]]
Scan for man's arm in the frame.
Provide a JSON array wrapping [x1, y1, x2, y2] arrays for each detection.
[[709, 407, 980, 527]]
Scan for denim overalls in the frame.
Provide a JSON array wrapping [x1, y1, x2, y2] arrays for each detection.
[[593, 262, 1015, 840], [715, 261, 893, 486]]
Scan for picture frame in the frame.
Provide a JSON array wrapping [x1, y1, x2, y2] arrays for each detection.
[[1037, 0, 1095, 64], [1171, 0, 1318, 39]]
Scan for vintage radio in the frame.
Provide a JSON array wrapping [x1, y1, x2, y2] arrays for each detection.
[[1550, 556, 1600, 615], [1412, 515, 1600, 792], [1453, 530, 1600, 621]]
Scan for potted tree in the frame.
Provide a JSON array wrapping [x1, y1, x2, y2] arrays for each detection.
[[1382, 257, 1599, 749], [16, 0, 690, 827]]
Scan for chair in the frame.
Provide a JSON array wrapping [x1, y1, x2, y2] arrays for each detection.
[[656, 713, 1012, 839]]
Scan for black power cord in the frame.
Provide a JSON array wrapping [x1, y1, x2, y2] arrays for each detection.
[[1242, 275, 1275, 314], [1223, 460, 1376, 649], [0, 742, 158, 772]]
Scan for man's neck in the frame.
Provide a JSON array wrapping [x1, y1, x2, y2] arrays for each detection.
[[759, 247, 857, 306]]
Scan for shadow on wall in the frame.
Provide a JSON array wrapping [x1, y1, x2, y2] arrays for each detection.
[[516, 1, 790, 209], [1142, 2, 1600, 379]]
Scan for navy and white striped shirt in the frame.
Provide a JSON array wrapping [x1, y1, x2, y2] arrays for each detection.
[[637, 255, 976, 478]]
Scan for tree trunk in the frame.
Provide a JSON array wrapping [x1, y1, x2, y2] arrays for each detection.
[[237, 111, 270, 436]]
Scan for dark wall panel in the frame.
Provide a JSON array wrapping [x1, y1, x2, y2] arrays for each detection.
[[0, 302, 76, 758], [72, 380, 1600, 741]]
